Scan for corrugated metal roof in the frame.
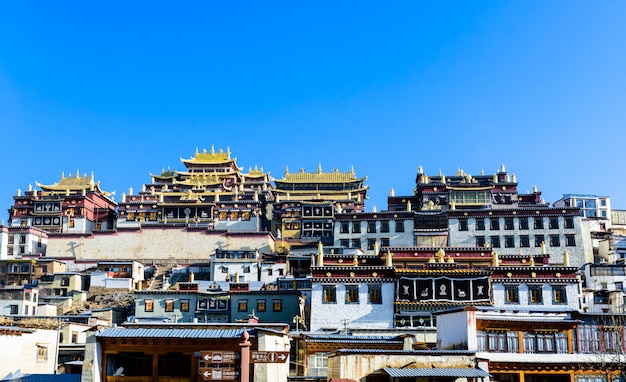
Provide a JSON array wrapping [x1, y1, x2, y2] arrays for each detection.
[[383, 367, 490, 378], [334, 349, 474, 355], [2, 375, 81, 382], [96, 328, 246, 339]]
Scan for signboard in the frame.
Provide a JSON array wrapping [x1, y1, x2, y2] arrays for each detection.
[[199, 367, 236, 381], [251, 351, 289, 363], [200, 351, 236, 364]]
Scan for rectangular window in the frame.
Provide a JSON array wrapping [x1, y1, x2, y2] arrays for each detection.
[[352, 222, 361, 233], [490, 236, 500, 248], [565, 217, 574, 229], [60, 277, 70, 286], [395, 220, 404, 232], [37, 346, 48, 362], [459, 219, 468, 231], [145, 299, 154, 312], [165, 299, 174, 312], [340, 239, 349, 248], [323, 285, 336, 304], [550, 235, 560, 247], [535, 235, 545, 247], [180, 299, 190, 312], [238, 299, 248, 312], [520, 235, 530, 247], [476, 236, 486, 247], [379, 220, 389, 233], [615, 282, 623, 291], [367, 221, 376, 233], [550, 217, 559, 229], [490, 218, 500, 230], [340, 222, 349, 233], [566, 235, 576, 246], [504, 218, 514, 230], [10, 305, 18, 315], [367, 238, 376, 250], [476, 219, 485, 231], [257, 299, 266, 312], [529, 285, 543, 304], [505, 285, 519, 303], [267, 268, 273, 276], [346, 285, 359, 304], [368, 284, 382, 304], [351, 239, 361, 249], [534, 217, 544, 229], [272, 299, 282, 312], [553, 286, 567, 304], [505, 236, 515, 248], [519, 218, 529, 230]]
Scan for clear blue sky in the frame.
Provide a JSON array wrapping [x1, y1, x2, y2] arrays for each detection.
[[1, 1, 625, 220]]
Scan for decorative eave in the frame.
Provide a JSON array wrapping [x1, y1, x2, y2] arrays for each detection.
[[276, 165, 366, 184], [36, 172, 116, 203], [395, 268, 490, 276], [180, 146, 236, 165]]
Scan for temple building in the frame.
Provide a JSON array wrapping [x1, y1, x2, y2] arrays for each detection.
[[8, 171, 117, 234], [117, 147, 273, 232], [271, 164, 368, 244]]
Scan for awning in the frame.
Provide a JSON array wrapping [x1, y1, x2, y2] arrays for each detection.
[[383, 367, 490, 378]]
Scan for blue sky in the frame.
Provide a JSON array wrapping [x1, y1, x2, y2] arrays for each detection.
[[1, 1, 625, 219]]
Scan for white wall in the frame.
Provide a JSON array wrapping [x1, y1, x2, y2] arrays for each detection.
[[0, 328, 58, 379]]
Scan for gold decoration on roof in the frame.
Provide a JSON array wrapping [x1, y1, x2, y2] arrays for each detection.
[[280, 165, 363, 183], [181, 146, 234, 164], [36, 171, 114, 200]]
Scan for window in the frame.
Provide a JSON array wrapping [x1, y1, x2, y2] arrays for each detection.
[[550, 235, 560, 247], [351, 239, 361, 249], [476, 219, 485, 231], [490, 236, 500, 248], [505, 236, 515, 248], [267, 268, 273, 276], [535, 235, 544, 247], [504, 218, 514, 230], [459, 219, 468, 231], [594, 291, 609, 304], [565, 217, 574, 229], [238, 299, 248, 312], [272, 299, 282, 312], [615, 282, 623, 291], [367, 221, 376, 233], [352, 222, 361, 233], [257, 299, 266, 312], [520, 235, 530, 247], [367, 238, 376, 250], [529, 285, 543, 304], [553, 286, 567, 304], [37, 345, 48, 362], [505, 285, 519, 303], [308, 352, 328, 371], [180, 299, 189, 312], [395, 220, 404, 232], [323, 285, 336, 303], [490, 218, 500, 230], [381, 221, 389, 232], [477, 331, 519, 353], [19, 236, 26, 244], [549, 217, 559, 229], [145, 299, 154, 312], [165, 299, 174, 312], [566, 235, 576, 246], [534, 217, 544, 229], [381, 238, 390, 247], [519, 218, 529, 230], [243, 265, 251, 273], [345, 285, 359, 303], [368, 284, 382, 304], [340, 239, 349, 248], [9, 305, 18, 315], [476, 236, 486, 247], [340, 223, 349, 233]]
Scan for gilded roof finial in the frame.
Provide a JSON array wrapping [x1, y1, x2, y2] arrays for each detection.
[[563, 250, 570, 266], [533, 185, 538, 193], [76, 169, 80, 177], [285, 166, 289, 177], [418, 165, 423, 174], [386, 249, 393, 267], [353, 253, 359, 266], [511, 174, 516, 183], [481, 168, 485, 176], [446, 255, 454, 263], [227, 146, 231, 159], [317, 163, 322, 174], [317, 241, 324, 266], [529, 253, 535, 266], [541, 241, 546, 254], [351, 165, 355, 175], [389, 188, 395, 197], [61, 171, 65, 179], [492, 250, 499, 267], [372, 205, 377, 212], [210, 145, 215, 154], [436, 248, 445, 262], [500, 163, 506, 173], [28, 184, 32, 192], [374, 240, 379, 255]]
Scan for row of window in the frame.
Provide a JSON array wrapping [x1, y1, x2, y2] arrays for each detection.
[[339, 220, 405, 234], [476, 234, 576, 248], [144, 298, 190, 312], [322, 284, 382, 304], [477, 330, 569, 354], [505, 284, 567, 304], [459, 216, 575, 231], [339, 238, 390, 250], [238, 298, 283, 312]]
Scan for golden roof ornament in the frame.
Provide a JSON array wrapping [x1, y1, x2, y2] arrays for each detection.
[[500, 163, 506, 172], [529, 254, 535, 266], [563, 250, 570, 266], [389, 188, 395, 197], [317, 163, 322, 174], [436, 248, 446, 262], [418, 165, 423, 174], [317, 241, 324, 266], [374, 240, 379, 254], [386, 249, 393, 267], [541, 241, 546, 254], [492, 250, 499, 267], [372, 205, 377, 212], [353, 253, 359, 266]]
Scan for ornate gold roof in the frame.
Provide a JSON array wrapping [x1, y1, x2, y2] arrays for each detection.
[[36, 171, 115, 200], [180, 146, 235, 164], [278, 164, 365, 183], [173, 173, 222, 187]]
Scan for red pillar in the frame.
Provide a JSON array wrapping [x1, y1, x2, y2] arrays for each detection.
[[239, 330, 252, 382]]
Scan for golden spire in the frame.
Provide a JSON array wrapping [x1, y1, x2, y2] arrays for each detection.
[[563, 250, 570, 266], [529, 254, 535, 266], [386, 249, 393, 267], [317, 241, 324, 266], [353, 253, 359, 266], [492, 249, 499, 267]]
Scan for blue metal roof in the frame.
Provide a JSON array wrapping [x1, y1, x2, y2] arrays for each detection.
[[96, 328, 246, 339], [1, 375, 81, 382], [383, 367, 490, 378]]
